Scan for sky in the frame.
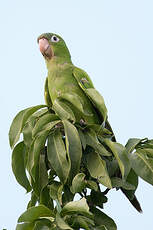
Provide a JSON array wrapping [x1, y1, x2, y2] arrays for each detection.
[[0, 0, 153, 229]]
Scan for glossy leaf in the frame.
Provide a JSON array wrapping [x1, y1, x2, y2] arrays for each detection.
[[9, 105, 47, 148], [53, 98, 76, 122], [23, 115, 37, 148], [129, 149, 153, 185], [63, 120, 82, 181], [12, 142, 31, 192], [33, 219, 52, 230], [85, 88, 107, 121], [28, 129, 50, 180], [84, 129, 111, 156], [47, 130, 70, 184], [18, 205, 54, 223], [121, 169, 138, 200], [38, 152, 48, 191], [16, 223, 34, 230], [111, 177, 135, 190], [86, 180, 98, 191], [125, 138, 141, 154], [70, 173, 86, 194], [49, 181, 63, 204], [32, 113, 59, 137], [78, 129, 86, 150], [59, 92, 85, 115], [85, 151, 112, 189], [56, 213, 73, 230], [61, 198, 93, 218], [104, 139, 130, 179], [91, 207, 117, 230]]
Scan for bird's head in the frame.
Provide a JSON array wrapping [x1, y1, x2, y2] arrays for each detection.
[[37, 33, 71, 64]]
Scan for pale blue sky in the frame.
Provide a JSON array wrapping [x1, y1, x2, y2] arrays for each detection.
[[1, 0, 153, 229]]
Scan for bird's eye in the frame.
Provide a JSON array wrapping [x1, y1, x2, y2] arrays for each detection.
[[51, 35, 60, 43]]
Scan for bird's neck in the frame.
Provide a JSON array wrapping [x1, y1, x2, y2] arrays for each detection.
[[46, 56, 72, 72]]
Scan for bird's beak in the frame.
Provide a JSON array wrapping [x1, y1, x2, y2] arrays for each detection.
[[38, 38, 53, 59]]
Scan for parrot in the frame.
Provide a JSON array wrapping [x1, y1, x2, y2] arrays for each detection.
[[37, 32, 142, 212]]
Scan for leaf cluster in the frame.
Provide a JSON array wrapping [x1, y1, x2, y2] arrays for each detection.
[[9, 102, 153, 229]]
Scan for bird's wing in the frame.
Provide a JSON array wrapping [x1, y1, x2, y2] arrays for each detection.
[[73, 67, 116, 141]]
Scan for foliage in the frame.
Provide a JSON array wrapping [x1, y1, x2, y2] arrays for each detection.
[[9, 100, 153, 230]]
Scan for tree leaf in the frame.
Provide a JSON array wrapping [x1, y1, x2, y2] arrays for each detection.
[[121, 169, 138, 200], [104, 139, 131, 179], [18, 205, 54, 223], [47, 130, 70, 184], [38, 152, 48, 192], [9, 105, 47, 148], [56, 213, 73, 230], [49, 181, 63, 204], [85, 151, 112, 189], [78, 129, 86, 150], [53, 98, 76, 122], [27, 129, 50, 180], [125, 138, 141, 154], [63, 120, 82, 181], [33, 219, 52, 230], [84, 129, 111, 156], [91, 207, 117, 230], [23, 115, 37, 148], [59, 92, 85, 115], [86, 180, 98, 191], [61, 198, 93, 218], [16, 223, 35, 230], [90, 190, 108, 209], [70, 173, 86, 194], [12, 142, 31, 192], [71, 215, 94, 230], [85, 88, 107, 121], [111, 177, 135, 190], [32, 113, 59, 138], [40, 186, 54, 210], [129, 149, 153, 185]]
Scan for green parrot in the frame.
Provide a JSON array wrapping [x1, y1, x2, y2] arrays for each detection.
[[37, 32, 142, 212]]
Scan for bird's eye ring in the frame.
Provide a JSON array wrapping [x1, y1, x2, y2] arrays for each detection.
[[51, 35, 60, 43]]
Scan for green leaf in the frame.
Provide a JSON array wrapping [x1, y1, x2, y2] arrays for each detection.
[[70, 173, 86, 194], [47, 130, 70, 184], [129, 149, 153, 185], [78, 129, 86, 150], [91, 207, 117, 230], [27, 192, 38, 209], [38, 152, 48, 191], [125, 138, 141, 154], [16, 223, 35, 230], [53, 98, 76, 122], [121, 169, 138, 200], [56, 213, 73, 230], [40, 186, 54, 210], [63, 120, 82, 181], [59, 92, 85, 115], [23, 116, 37, 148], [33, 219, 52, 230], [32, 113, 59, 138], [111, 177, 135, 190], [12, 142, 31, 192], [49, 181, 63, 204], [28, 129, 50, 180], [71, 215, 94, 230], [86, 180, 98, 191], [61, 198, 93, 218], [9, 105, 47, 148], [84, 129, 111, 156], [18, 205, 54, 223], [85, 88, 107, 121], [104, 139, 131, 179], [90, 190, 108, 208], [85, 151, 112, 189]]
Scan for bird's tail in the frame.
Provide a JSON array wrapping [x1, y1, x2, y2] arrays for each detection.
[[121, 188, 142, 213]]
